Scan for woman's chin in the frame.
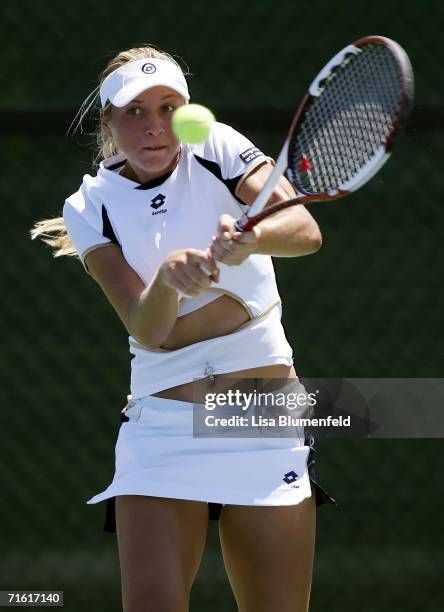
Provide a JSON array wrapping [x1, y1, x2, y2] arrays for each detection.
[[139, 148, 177, 170], [122, 148, 179, 183]]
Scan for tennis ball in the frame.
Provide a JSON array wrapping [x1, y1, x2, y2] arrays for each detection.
[[172, 104, 215, 144]]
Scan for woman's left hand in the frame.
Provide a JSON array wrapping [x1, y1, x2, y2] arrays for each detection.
[[208, 214, 260, 266]]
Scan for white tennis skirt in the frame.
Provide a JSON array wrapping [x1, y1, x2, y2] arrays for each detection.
[[86, 393, 318, 508]]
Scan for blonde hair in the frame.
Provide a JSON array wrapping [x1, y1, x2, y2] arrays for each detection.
[[30, 44, 188, 258]]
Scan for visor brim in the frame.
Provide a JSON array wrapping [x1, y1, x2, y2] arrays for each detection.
[[109, 78, 190, 107]]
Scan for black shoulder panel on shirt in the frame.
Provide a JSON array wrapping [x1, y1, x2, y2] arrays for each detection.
[[106, 159, 126, 172], [193, 155, 246, 205], [101, 205, 120, 245]]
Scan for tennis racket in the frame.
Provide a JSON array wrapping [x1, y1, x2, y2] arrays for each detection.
[[234, 35, 414, 231]]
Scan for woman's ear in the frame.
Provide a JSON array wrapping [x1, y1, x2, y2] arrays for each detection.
[[100, 109, 113, 137]]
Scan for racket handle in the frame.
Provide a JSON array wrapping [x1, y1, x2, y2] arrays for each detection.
[[199, 262, 213, 277], [236, 192, 306, 231], [247, 141, 288, 217]]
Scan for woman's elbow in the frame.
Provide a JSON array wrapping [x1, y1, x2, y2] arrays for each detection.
[[302, 222, 322, 255], [129, 318, 167, 349], [132, 333, 160, 349], [127, 304, 167, 349]]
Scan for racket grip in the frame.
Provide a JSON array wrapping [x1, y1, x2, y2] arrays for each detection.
[[234, 215, 253, 232], [199, 262, 213, 277]]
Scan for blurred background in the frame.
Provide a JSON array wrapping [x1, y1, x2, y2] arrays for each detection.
[[1, 0, 443, 610]]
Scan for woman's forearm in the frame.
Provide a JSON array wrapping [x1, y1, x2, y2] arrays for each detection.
[[238, 167, 322, 257], [254, 206, 322, 257], [129, 272, 179, 348]]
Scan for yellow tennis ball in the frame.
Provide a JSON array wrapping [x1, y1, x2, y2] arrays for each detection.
[[172, 104, 215, 144]]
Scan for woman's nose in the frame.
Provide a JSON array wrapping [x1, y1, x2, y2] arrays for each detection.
[[145, 121, 164, 136]]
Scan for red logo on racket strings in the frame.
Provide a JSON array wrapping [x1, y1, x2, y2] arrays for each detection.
[[299, 155, 312, 172]]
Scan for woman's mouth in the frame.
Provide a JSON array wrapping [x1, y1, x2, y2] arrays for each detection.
[[143, 146, 166, 151]]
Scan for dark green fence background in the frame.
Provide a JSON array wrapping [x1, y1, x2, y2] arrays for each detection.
[[1, 1, 443, 611]]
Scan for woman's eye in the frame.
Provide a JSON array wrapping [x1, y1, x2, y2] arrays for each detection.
[[162, 104, 176, 113], [127, 107, 142, 115]]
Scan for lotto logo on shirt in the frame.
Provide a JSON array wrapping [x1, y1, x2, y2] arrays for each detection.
[[239, 147, 262, 164], [150, 194, 167, 215]]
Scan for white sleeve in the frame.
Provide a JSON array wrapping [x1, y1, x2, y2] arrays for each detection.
[[63, 188, 114, 273], [194, 122, 273, 196], [211, 122, 272, 180]]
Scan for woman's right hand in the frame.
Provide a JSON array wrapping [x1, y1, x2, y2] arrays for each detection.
[[158, 249, 219, 297]]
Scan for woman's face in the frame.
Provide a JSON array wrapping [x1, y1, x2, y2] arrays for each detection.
[[102, 85, 184, 183]]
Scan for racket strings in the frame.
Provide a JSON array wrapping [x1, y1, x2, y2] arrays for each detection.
[[290, 44, 402, 194]]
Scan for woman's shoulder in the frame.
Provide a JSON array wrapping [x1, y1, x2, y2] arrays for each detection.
[[187, 121, 269, 181], [64, 173, 102, 224], [189, 121, 243, 152], [64, 153, 122, 214]]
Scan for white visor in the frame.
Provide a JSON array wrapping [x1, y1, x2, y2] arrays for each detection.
[[99, 57, 190, 108]]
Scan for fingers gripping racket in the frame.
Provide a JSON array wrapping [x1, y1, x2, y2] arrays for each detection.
[[235, 35, 414, 231]]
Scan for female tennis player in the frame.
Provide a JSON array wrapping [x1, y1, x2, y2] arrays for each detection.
[[31, 45, 335, 612]]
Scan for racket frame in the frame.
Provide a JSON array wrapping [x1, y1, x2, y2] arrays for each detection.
[[236, 35, 414, 231]]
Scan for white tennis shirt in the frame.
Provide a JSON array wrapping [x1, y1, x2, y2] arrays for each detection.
[[64, 122, 293, 397]]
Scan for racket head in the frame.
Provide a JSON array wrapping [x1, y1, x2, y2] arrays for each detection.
[[286, 35, 414, 199]]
